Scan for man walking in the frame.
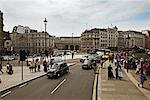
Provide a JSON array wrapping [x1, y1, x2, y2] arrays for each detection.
[[72, 52, 74, 59], [0, 63, 3, 74]]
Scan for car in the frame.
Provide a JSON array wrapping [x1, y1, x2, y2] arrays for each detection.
[[47, 62, 69, 78], [82, 59, 93, 69], [80, 54, 90, 63]]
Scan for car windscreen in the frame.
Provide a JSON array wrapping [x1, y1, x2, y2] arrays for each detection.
[[51, 63, 59, 69]]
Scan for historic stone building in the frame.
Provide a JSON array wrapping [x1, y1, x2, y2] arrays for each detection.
[[142, 30, 150, 49], [11, 25, 54, 55], [54, 37, 80, 51], [118, 31, 126, 49], [27, 31, 54, 55], [118, 30, 145, 49], [81, 26, 118, 52], [0, 10, 4, 51]]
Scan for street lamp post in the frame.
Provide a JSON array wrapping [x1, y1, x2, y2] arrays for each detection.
[[44, 18, 48, 56], [72, 33, 73, 50], [126, 33, 130, 72], [71, 33, 74, 59]]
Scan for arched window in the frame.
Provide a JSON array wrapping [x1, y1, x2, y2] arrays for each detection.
[[75, 45, 79, 50], [70, 45, 74, 50]]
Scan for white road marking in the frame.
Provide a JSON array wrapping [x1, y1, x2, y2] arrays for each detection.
[[19, 83, 28, 88], [50, 79, 66, 94], [1, 91, 11, 98]]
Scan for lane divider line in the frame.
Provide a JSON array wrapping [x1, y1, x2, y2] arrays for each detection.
[[50, 79, 66, 95], [19, 83, 28, 88], [1, 91, 11, 98]]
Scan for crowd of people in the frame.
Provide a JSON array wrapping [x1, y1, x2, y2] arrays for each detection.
[[107, 53, 123, 80], [107, 51, 150, 88], [28, 57, 55, 73], [0, 56, 55, 83]]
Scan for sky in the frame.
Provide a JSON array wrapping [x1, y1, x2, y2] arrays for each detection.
[[0, 0, 150, 36]]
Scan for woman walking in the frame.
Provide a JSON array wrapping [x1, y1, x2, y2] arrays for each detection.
[[108, 64, 114, 80], [138, 68, 145, 88], [118, 66, 123, 80]]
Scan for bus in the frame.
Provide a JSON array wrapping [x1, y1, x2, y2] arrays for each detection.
[[96, 49, 111, 60]]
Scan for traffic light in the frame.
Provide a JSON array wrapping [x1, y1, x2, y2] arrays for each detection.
[[20, 50, 27, 61]]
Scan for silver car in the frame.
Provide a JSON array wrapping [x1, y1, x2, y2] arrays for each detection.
[[82, 59, 93, 69]]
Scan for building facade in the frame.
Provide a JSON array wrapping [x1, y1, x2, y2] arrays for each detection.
[[54, 37, 80, 51], [142, 30, 150, 49], [118, 30, 145, 49], [27, 32, 54, 54], [11, 27, 54, 55], [0, 10, 4, 51], [81, 26, 118, 52]]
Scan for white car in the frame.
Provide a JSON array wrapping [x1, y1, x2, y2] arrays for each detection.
[[80, 54, 90, 63], [82, 59, 92, 69]]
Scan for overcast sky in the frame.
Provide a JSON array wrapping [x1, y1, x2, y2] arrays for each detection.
[[0, 0, 150, 36]]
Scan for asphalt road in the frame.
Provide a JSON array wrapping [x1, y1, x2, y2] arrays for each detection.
[[1, 60, 95, 100]]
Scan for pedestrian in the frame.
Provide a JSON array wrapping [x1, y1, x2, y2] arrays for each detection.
[[135, 62, 141, 74], [34, 60, 37, 72], [50, 59, 54, 67], [29, 61, 34, 72], [6, 63, 13, 75], [108, 64, 114, 80], [118, 66, 123, 80], [36, 59, 40, 72], [93, 60, 97, 73], [72, 52, 74, 59], [138, 70, 145, 88], [101, 60, 104, 68], [0, 63, 4, 74], [114, 58, 117, 66], [115, 65, 119, 79], [43, 60, 47, 72]]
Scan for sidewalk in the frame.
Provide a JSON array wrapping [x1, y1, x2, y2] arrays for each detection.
[[98, 60, 149, 100], [0, 65, 46, 92], [0, 62, 75, 93]]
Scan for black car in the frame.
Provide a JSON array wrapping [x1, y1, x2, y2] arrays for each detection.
[[47, 62, 69, 78]]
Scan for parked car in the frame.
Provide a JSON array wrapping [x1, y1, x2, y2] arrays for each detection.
[[47, 62, 69, 78], [82, 59, 93, 69]]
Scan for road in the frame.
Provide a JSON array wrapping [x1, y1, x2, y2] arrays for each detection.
[[1, 59, 95, 100]]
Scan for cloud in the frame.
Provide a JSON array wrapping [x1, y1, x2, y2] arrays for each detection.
[[0, 0, 149, 36]]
